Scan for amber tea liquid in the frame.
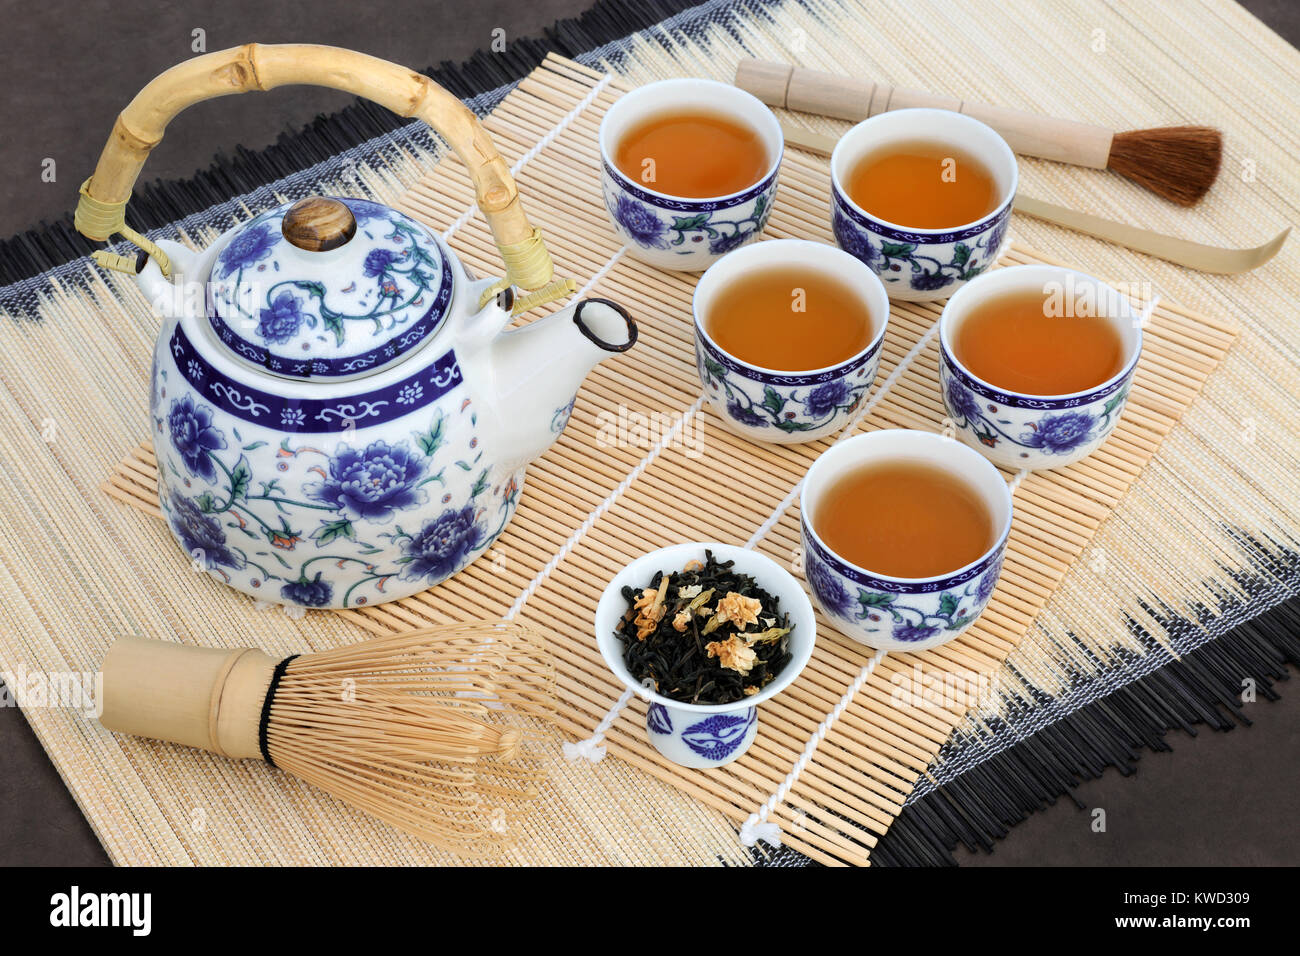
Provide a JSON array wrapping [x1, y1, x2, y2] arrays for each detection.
[[814, 459, 995, 579], [954, 288, 1125, 395], [846, 140, 999, 228], [705, 266, 875, 372], [614, 109, 769, 199]]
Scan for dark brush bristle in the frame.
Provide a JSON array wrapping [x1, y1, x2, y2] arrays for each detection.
[[1108, 126, 1223, 206]]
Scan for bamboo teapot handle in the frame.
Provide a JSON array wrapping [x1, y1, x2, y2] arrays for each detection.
[[74, 43, 573, 311]]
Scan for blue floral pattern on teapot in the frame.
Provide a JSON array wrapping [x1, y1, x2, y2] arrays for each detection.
[[206, 198, 453, 379], [153, 330, 522, 609], [138, 196, 637, 610]]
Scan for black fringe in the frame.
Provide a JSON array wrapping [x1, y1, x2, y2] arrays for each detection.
[[871, 595, 1299, 866], [0, 0, 715, 287], [745, 534, 1300, 867]]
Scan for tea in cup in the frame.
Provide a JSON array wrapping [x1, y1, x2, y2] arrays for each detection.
[[830, 108, 1017, 301], [801, 429, 1013, 652], [600, 78, 783, 271], [693, 238, 890, 443], [938, 264, 1143, 470]]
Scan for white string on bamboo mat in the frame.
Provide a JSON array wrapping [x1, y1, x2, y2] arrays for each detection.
[[564, 306, 943, 839], [740, 646, 887, 846], [562, 688, 636, 762], [400, 66, 655, 633], [564, 274, 1162, 850], [729, 318, 944, 846], [737, 290, 1163, 847]]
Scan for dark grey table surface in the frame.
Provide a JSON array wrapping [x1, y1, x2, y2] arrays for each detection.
[[0, 0, 1295, 867]]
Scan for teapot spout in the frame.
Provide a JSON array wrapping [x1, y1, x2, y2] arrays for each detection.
[[475, 298, 636, 468]]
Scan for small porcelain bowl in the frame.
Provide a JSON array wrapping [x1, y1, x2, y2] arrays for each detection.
[[938, 264, 1143, 471], [595, 542, 816, 769], [693, 239, 890, 444], [599, 78, 783, 272], [800, 430, 1013, 653], [830, 108, 1017, 302]]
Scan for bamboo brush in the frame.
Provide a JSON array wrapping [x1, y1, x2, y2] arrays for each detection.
[[99, 622, 555, 856], [736, 60, 1223, 206], [778, 121, 1288, 273]]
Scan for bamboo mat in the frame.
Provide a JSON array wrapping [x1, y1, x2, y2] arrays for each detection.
[[101, 55, 1235, 866], [576, 0, 1300, 811], [5, 0, 1296, 866]]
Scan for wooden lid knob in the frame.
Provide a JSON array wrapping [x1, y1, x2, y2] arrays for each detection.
[[281, 197, 357, 251]]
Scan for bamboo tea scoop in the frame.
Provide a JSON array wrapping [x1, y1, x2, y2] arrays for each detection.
[[99, 623, 555, 855], [779, 122, 1286, 275], [737, 59, 1223, 206]]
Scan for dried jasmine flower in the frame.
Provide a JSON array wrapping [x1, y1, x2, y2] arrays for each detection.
[[706, 635, 758, 675], [703, 592, 762, 635], [685, 588, 714, 615], [631, 577, 670, 640], [716, 592, 762, 628]]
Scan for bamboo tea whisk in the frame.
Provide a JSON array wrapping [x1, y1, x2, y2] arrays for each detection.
[[736, 60, 1224, 205], [99, 622, 555, 856]]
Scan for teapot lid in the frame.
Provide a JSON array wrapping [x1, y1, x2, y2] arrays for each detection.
[[205, 197, 453, 380]]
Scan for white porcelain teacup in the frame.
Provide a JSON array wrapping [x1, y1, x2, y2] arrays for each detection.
[[800, 429, 1013, 653], [830, 108, 1017, 302], [599, 78, 783, 272], [938, 264, 1144, 471], [693, 238, 890, 444]]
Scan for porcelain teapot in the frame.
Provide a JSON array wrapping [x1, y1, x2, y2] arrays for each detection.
[[75, 44, 637, 609]]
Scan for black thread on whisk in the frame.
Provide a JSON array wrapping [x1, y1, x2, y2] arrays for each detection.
[[258, 654, 301, 767]]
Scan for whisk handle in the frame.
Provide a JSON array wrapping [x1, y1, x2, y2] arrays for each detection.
[[100, 635, 276, 760]]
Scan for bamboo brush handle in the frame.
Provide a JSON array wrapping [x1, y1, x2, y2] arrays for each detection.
[[76, 43, 555, 292], [100, 635, 277, 760], [736, 59, 1115, 168]]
